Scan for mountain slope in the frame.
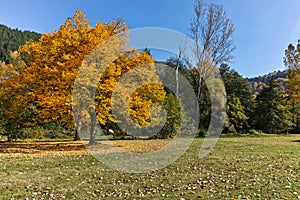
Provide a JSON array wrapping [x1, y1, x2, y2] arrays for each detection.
[[248, 70, 288, 95], [0, 24, 41, 63]]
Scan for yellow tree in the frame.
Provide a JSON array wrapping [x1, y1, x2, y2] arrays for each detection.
[[16, 10, 127, 128], [9, 10, 124, 134], [284, 40, 300, 132], [8, 10, 165, 143], [75, 43, 166, 143], [97, 50, 166, 138]]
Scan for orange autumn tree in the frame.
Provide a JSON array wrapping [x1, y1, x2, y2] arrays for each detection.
[[96, 50, 166, 139], [74, 36, 166, 143], [7, 10, 165, 142], [16, 10, 125, 127]]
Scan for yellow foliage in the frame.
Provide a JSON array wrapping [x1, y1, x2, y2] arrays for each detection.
[[96, 50, 166, 127], [3, 9, 166, 134]]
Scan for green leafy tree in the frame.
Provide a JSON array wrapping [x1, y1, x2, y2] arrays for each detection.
[[220, 64, 254, 132], [155, 92, 183, 139], [220, 64, 254, 116], [165, 58, 211, 136], [226, 95, 248, 133]]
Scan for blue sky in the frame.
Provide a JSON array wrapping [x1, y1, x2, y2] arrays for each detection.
[[1, 0, 300, 77]]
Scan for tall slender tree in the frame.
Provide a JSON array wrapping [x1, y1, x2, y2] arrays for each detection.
[[189, 0, 234, 101], [284, 40, 300, 132], [188, 0, 234, 132]]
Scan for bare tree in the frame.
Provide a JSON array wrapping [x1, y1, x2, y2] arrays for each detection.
[[175, 44, 186, 97], [166, 42, 189, 98], [189, 0, 235, 100]]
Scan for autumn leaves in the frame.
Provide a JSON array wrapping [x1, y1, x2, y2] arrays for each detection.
[[0, 10, 166, 142]]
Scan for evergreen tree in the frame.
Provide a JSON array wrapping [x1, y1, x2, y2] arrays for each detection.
[[155, 92, 182, 139], [253, 77, 293, 134]]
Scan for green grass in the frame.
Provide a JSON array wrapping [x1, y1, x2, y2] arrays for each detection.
[[0, 135, 299, 199]]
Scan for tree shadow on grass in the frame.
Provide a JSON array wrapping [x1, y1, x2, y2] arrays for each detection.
[[0, 141, 87, 154], [291, 140, 300, 143]]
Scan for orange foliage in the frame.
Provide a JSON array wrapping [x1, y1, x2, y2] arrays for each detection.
[[12, 10, 128, 127], [96, 50, 166, 127], [3, 9, 166, 137]]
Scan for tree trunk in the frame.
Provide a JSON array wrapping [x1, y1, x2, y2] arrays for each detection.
[[74, 119, 82, 141], [175, 65, 179, 97], [73, 121, 81, 141], [7, 135, 12, 142], [88, 108, 97, 145]]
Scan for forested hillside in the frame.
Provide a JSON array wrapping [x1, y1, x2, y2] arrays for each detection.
[[248, 70, 288, 95], [0, 24, 40, 63]]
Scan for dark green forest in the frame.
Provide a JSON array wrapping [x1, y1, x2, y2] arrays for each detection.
[[0, 24, 40, 63]]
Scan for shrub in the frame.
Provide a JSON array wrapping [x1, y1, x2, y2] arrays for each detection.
[[20, 126, 46, 139]]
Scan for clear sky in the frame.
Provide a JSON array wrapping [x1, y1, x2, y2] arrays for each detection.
[[1, 0, 300, 77]]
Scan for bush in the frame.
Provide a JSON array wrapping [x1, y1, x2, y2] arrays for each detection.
[[198, 128, 206, 137], [248, 129, 262, 135], [20, 126, 47, 139], [155, 93, 183, 139], [49, 133, 70, 139], [15, 123, 74, 140], [42, 122, 74, 137], [0, 126, 6, 135]]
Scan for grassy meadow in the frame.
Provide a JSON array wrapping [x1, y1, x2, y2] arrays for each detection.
[[0, 135, 299, 199]]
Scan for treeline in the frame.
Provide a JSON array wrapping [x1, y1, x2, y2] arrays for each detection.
[[248, 70, 287, 83], [166, 59, 295, 136], [222, 66, 293, 134], [0, 9, 299, 143], [222, 44, 300, 134], [0, 24, 40, 63]]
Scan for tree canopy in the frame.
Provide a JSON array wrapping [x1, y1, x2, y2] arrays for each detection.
[[0, 10, 166, 143], [253, 78, 293, 134]]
